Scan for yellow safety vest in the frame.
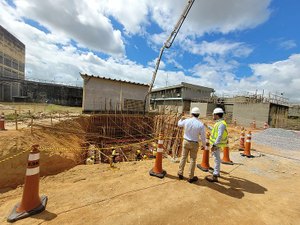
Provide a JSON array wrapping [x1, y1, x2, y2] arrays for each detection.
[[209, 120, 228, 147]]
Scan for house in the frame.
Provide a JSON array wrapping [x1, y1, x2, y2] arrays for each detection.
[[150, 82, 214, 113], [81, 73, 149, 113]]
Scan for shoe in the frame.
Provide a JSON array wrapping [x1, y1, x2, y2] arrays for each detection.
[[178, 173, 184, 180], [205, 175, 218, 182], [188, 176, 198, 183], [208, 170, 220, 177]]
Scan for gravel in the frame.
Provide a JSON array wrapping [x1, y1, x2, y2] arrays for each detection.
[[252, 128, 300, 151]]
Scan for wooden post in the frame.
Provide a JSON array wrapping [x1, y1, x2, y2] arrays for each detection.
[[30, 116, 33, 134], [50, 113, 53, 126], [15, 110, 18, 130]]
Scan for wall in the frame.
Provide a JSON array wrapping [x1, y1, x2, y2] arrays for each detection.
[[182, 87, 212, 101], [269, 103, 288, 127], [20, 80, 82, 106], [233, 103, 270, 128], [82, 77, 148, 112], [190, 102, 216, 118]]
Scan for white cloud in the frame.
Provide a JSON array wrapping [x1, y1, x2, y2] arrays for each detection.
[[148, 0, 272, 38], [279, 40, 297, 50], [147, 58, 166, 70], [13, 0, 125, 55], [184, 40, 253, 57]]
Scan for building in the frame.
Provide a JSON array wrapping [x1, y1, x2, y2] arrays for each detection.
[[81, 73, 149, 113], [0, 25, 25, 101], [150, 82, 214, 113], [19, 80, 82, 106]]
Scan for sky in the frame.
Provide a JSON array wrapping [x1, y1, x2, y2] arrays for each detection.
[[0, 0, 299, 102]]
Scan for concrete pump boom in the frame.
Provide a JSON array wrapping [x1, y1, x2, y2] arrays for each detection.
[[144, 0, 195, 113]]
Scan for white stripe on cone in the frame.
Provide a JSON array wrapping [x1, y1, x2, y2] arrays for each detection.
[[158, 140, 163, 144], [26, 167, 40, 176], [28, 153, 40, 161], [157, 148, 163, 153]]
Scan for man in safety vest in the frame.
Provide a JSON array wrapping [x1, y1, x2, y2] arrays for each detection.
[[205, 107, 228, 182], [178, 107, 206, 183]]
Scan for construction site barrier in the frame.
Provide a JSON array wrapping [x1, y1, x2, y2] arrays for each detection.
[[241, 131, 254, 158], [149, 133, 166, 178], [221, 143, 234, 165], [197, 132, 211, 172], [7, 145, 48, 223], [239, 128, 245, 151], [0, 112, 6, 130]]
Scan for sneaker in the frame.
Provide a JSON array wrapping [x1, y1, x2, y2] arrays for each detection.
[[178, 173, 184, 180], [188, 176, 198, 183], [205, 175, 218, 182]]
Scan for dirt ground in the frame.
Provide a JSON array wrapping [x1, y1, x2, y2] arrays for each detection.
[[0, 144, 299, 225]]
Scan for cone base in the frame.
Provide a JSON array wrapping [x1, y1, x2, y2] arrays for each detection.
[[7, 195, 48, 223], [240, 153, 254, 158], [197, 164, 212, 172], [149, 169, 166, 179], [221, 160, 234, 165]]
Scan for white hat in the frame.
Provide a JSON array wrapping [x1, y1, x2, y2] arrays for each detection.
[[191, 107, 200, 114], [213, 107, 224, 114]]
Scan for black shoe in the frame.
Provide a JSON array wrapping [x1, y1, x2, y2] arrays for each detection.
[[188, 176, 198, 183], [205, 175, 218, 182], [178, 173, 184, 180]]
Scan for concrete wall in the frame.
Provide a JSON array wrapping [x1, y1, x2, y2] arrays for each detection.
[[269, 103, 288, 128], [183, 87, 212, 100], [190, 102, 216, 118], [82, 77, 148, 112], [289, 105, 300, 118], [233, 103, 270, 128]]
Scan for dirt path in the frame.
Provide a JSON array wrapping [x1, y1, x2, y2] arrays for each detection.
[[0, 147, 299, 225]]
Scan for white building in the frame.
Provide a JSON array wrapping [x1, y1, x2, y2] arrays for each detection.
[[81, 73, 149, 113]]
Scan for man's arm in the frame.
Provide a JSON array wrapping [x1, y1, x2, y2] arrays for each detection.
[[178, 116, 187, 127]]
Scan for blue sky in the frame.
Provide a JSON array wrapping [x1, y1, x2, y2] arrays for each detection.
[[0, 0, 299, 102]]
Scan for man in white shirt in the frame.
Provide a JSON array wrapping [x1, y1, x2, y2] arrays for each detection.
[[177, 107, 206, 183]]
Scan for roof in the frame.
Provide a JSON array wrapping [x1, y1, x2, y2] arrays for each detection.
[[80, 73, 149, 87], [151, 82, 214, 92]]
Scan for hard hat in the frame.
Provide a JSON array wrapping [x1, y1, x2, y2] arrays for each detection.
[[137, 150, 141, 154], [212, 108, 224, 114], [191, 107, 200, 114], [91, 156, 94, 159]]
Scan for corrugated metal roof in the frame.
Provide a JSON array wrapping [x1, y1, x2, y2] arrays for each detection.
[[80, 73, 149, 87]]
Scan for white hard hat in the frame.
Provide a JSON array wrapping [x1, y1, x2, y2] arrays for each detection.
[[213, 108, 224, 114], [191, 107, 200, 114]]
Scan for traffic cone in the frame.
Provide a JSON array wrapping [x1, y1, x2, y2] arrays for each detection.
[[264, 122, 269, 129], [0, 112, 6, 131], [149, 133, 166, 178], [239, 128, 245, 151], [241, 131, 254, 158], [233, 119, 237, 127], [221, 143, 233, 165], [7, 145, 48, 223], [252, 120, 256, 129], [197, 132, 211, 172]]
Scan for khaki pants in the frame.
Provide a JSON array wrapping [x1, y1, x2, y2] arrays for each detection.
[[178, 140, 199, 179]]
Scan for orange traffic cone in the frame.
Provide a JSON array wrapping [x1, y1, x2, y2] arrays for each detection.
[[241, 131, 254, 158], [239, 128, 245, 151], [252, 120, 256, 129], [197, 132, 211, 172], [149, 133, 166, 178], [233, 119, 237, 127], [7, 145, 48, 223], [0, 112, 6, 131], [221, 143, 233, 165]]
